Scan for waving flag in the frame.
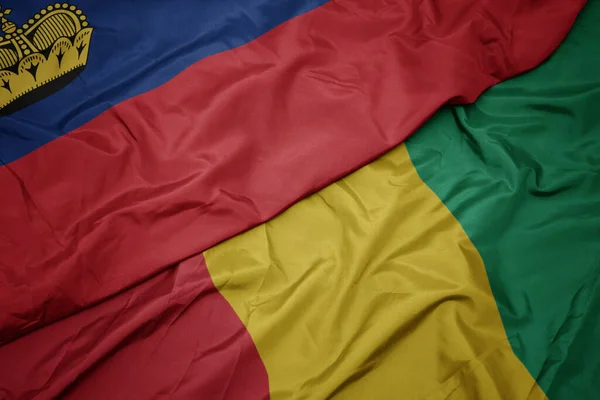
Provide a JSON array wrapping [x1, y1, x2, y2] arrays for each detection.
[[0, 0, 592, 399], [0, 0, 584, 341], [206, 4, 600, 398]]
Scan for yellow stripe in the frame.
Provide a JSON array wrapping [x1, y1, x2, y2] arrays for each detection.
[[0, 48, 17, 69], [46, 16, 62, 37], [204, 144, 545, 399], [33, 23, 52, 50], [54, 13, 77, 37]]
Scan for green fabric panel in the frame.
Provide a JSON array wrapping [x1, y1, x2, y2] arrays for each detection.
[[406, 2, 600, 398]]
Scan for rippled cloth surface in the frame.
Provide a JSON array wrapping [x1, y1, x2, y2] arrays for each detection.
[[407, 4, 600, 397], [0, 0, 583, 345], [0, 0, 595, 399], [205, 6, 600, 397]]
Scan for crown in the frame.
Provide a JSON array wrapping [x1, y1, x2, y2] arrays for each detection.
[[0, 3, 93, 115]]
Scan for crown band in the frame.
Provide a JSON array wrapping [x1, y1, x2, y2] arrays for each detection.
[[0, 3, 93, 115]]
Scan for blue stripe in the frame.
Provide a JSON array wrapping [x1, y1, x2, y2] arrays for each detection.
[[0, 0, 328, 164]]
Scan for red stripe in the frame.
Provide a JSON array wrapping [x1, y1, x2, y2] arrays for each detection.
[[0, 254, 269, 399], [0, 0, 584, 343]]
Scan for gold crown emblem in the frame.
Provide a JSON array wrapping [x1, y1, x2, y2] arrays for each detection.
[[0, 3, 93, 115]]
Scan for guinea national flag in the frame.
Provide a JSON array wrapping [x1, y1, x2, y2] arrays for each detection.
[[0, 0, 592, 399]]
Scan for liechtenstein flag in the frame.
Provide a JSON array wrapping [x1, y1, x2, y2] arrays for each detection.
[[0, 0, 586, 398]]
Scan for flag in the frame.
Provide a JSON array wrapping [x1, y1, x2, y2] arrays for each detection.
[[0, 0, 592, 398], [0, 0, 583, 342], [206, 4, 600, 398]]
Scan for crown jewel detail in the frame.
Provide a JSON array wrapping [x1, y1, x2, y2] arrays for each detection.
[[0, 3, 93, 115]]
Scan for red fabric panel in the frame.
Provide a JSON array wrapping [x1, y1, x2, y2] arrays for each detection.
[[0, 254, 268, 399], [0, 0, 585, 348]]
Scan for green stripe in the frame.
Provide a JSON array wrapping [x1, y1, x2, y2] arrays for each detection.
[[406, 2, 600, 398]]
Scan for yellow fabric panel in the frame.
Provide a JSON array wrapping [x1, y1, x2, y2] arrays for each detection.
[[204, 145, 546, 400]]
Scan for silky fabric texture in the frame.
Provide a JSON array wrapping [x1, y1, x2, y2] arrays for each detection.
[[1, 0, 327, 162], [0, 3, 592, 398], [0, 254, 269, 399], [407, 3, 600, 398], [203, 145, 545, 400], [0, 0, 586, 344]]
